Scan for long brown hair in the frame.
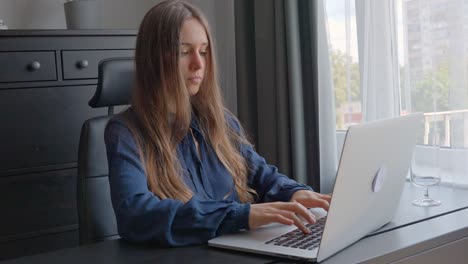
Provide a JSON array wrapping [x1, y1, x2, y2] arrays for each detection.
[[126, 0, 255, 203]]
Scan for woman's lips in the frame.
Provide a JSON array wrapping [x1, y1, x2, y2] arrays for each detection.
[[188, 76, 202, 84]]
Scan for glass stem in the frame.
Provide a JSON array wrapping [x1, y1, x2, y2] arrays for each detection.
[[424, 187, 429, 198]]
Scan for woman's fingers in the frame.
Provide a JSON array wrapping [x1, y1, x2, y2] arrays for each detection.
[[315, 199, 330, 211], [266, 209, 310, 234], [282, 202, 316, 224], [291, 213, 311, 234], [318, 193, 332, 202], [290, 190, 333, 211], [250, 201, 323, 233], [269, 213, 294, 226], [297, 196, 331, 211], [264, 202, 316, 233]]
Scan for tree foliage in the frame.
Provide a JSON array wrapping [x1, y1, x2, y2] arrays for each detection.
[[331, 50, 361, 108], [411, 61, 450, 112]]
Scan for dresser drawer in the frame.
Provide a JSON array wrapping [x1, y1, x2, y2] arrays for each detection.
[[0, 51, 57, 83], [61, 49, 134, 80], [0, 85, 107, 171]]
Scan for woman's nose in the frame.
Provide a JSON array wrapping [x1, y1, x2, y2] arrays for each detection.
[[190, 53, 203, 70]]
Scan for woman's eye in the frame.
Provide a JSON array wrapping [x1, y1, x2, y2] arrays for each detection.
[[199, 50, 208, 56], [180, 50, 189, 56]]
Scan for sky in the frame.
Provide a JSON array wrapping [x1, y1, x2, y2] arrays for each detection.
[[325, 0, 405, 65]]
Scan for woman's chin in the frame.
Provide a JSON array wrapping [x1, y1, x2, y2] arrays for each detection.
[[188, 86, 200, 96]]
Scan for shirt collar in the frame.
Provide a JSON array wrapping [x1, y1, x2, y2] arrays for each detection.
[[190, 112, 203, 135]]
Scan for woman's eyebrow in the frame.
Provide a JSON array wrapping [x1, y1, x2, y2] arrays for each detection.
[[180, 42, 209, 47]]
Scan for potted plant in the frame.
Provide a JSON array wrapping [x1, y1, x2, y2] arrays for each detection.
[[64, 0, 99, 29]]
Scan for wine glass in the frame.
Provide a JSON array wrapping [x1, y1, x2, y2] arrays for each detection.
[[410, 144, 441, 207]]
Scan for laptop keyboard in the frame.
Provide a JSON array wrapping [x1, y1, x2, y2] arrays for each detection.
[[265, 217, 327, 250]]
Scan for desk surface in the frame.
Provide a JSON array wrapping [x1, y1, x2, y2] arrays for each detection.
[[370, 182, 468, 235], [2, 182, 468, 264]]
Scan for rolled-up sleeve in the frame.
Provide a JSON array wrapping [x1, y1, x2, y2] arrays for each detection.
[[104, 120, 250, 246]]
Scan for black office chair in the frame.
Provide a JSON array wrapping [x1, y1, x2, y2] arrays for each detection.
[[77, 57, 134, 245]]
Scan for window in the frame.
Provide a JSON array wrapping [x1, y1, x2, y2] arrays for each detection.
[[325, 0, 468, 187]]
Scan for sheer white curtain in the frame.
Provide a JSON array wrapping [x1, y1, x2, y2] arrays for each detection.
[[316, 0, 338, 193], [355, 0, 400, 121]]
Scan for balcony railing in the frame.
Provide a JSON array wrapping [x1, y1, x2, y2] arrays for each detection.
[[423, 109, 468, 148]]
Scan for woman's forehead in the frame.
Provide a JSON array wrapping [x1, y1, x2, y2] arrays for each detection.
[[179, 18, 208, 44]]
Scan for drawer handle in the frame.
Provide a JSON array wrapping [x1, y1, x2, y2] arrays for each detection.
[[76, 60, 89, 69], [28, 61, 41, 71]]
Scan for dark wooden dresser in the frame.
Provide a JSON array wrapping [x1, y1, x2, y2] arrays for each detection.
[[0, 30, 136, 260]]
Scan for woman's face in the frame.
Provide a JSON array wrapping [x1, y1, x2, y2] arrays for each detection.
[[179, 18, 208, 96]]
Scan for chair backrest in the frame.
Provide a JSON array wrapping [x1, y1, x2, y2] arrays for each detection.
[[77, 57, 134, 245]]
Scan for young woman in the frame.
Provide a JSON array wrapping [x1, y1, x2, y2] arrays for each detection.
[[105, 0, 331, 246]]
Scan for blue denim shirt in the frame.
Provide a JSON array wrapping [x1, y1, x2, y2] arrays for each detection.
[[104, 111, 312, 246]]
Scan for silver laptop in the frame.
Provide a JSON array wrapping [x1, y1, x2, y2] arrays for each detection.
[[208, 113, 422, 262]]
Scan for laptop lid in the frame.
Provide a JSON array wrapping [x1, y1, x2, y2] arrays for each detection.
[[316, 113, 422, 261], [209, 113, 422, 262]]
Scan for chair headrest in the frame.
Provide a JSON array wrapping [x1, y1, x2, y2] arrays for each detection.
[[89, 57, 134, 108]]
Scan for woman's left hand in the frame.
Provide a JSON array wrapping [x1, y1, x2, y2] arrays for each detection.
[[290, 190, 332, 211]]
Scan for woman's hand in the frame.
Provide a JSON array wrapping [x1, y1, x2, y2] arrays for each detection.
[[290, 190, 332, 211], [249, 202, 316, 234]]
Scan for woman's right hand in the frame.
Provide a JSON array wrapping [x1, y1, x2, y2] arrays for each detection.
[[249, 202, 316, 234]]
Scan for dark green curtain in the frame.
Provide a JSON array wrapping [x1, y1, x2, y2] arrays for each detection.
[[234, 0, 321, 191]]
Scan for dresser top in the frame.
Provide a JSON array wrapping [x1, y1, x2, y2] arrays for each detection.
[[0, 29, 137, 37]]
